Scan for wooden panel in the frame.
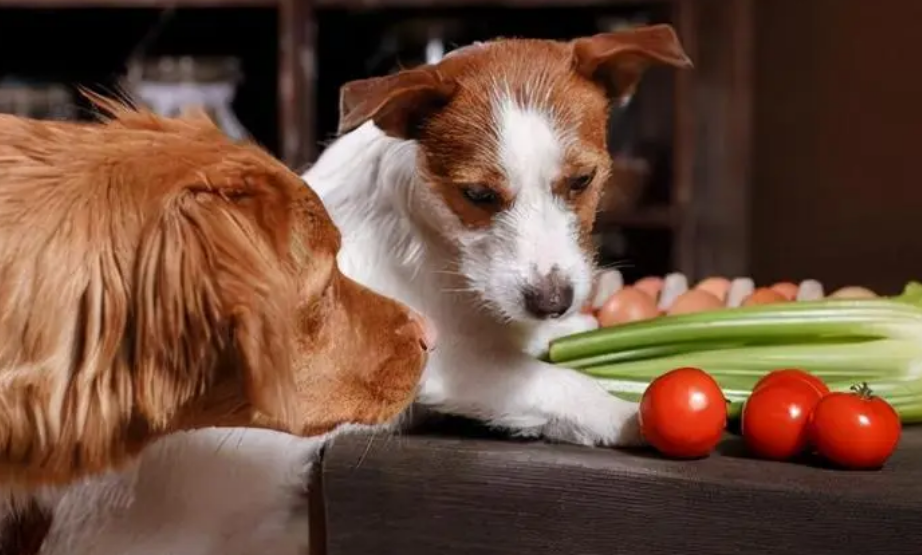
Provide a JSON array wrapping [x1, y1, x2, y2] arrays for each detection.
[[0, 0, 276, 6], [669, 0, 697, 276], [307, 453, 328, 555], [322, 429, 922, 555], [315, 0, 670, 8], [752, 0, 922, 294], [595, 205, 680, 230], [279, 0, 316, 168], [684, 0, 754, 279]]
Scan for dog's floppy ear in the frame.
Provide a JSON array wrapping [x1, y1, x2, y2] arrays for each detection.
[[337, 67, 457, 138], [133, 172, 297, 431], [571, 24, 693, 103]]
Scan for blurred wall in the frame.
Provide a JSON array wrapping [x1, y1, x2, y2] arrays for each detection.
[[752, 0, 922, 294]]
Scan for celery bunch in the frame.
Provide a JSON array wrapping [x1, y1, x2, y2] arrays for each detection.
[[549, 282, 922, 423]]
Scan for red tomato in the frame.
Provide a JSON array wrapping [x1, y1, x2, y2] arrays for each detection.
[[753, 368, 830, 397], [741, 379, 823, 460], [809, 383, 901, 470], [639, 367, 727, 459]]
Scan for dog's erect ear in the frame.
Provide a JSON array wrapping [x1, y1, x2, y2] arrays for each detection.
[[571, 24, 693, 103], [134, 174, 297, 431], [337, 67, 457, 138]]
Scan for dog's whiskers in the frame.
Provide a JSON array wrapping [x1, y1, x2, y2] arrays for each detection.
[[213, 429, 238, 455], [353, 430, 378, 470], [440, 287, 477, 294], [596, 259, 633, 271], [433, 269, 466, 277]]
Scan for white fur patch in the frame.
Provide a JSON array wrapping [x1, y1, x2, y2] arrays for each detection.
[[495, 97, 563, 195], [37, 429, 322, 555], [459, 95, 591, 321]]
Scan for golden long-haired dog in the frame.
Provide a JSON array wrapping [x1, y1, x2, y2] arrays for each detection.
[[0, 95, 431, 488]]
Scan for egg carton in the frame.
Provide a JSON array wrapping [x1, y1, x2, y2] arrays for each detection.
[[586, 270, 876, 315]]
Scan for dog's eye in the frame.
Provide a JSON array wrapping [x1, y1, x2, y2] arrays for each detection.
[[566, 172, 596, 194], [461, 185, 501, 206]]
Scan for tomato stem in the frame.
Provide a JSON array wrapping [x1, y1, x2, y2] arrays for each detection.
[[850, 381, 875, 399]]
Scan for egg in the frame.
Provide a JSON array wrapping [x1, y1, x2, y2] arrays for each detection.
[[667, 289, 724, 315], [633, 276, 664, 301], [658, 272, 690, 311], [770, 281, 799, 301], [829, 286, 878, 299], [695, 277, 731, 301], [726, 277, 755, 308], [796, 279, 825, 301], [742, 287, 788, 306], [591, 269, 624, 310], [597, 286, 661, 327]]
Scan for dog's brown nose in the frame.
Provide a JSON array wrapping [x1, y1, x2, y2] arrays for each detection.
[[406, 310, 438, 352], [523, 271, 574, 319]]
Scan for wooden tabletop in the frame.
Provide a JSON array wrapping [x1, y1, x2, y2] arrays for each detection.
[[319, 425, 922, 555]]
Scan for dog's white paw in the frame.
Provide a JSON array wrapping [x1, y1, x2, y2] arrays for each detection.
[[542, 396, 645, 448], [609, 409, 645, 448], [523, 313, 599, 358], [559, 312, 600, 337]]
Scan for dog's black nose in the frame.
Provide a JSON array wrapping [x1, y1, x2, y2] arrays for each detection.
[[523, 272, 574, 319]]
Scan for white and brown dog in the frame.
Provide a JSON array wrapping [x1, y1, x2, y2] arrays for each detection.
[[22, 25, 691, 555], [306, 23, 691, 446]]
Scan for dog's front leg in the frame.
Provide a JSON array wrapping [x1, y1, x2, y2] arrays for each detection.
[[420, 348, 643, 447], [521, 312, 600, 358]]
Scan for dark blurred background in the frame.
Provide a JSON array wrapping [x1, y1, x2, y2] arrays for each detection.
[[1, 0, 919, 295]]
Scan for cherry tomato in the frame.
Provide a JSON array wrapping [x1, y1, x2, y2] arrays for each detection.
[[753, 368, 830, 397], [809, 383, 901, 470], [639, 367, 727, 459], [741, 379, 823, 460]]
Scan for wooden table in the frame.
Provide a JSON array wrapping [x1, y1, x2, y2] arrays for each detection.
[[316, 426, 922, 555]]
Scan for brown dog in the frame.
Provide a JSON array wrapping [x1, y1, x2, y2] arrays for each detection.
[[0, 95, 431, 487]]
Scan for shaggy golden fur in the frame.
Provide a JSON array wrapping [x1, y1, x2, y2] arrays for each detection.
[[0, 95, 430, 486]]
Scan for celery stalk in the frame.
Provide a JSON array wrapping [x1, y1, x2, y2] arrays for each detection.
[[549, 282, 922, 424], [550, 302, 922, 363], [580, 339, 922, 381]]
